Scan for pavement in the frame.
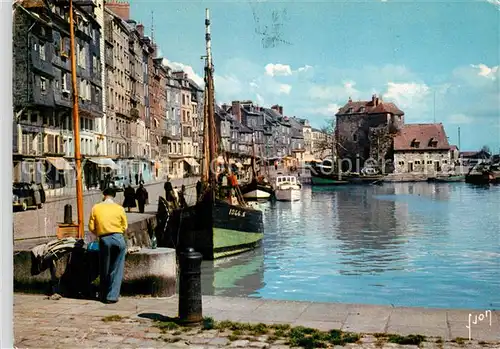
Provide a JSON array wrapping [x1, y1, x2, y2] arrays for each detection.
[[13, 293, 500, 348], [13, 177, 199, 243]]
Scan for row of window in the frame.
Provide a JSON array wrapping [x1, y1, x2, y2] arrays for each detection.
[[397, 160, 449, 166]]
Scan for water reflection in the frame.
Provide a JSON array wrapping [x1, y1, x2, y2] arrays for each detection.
[[201, 183, 500, 309], [201, 247, 265, 297], [333, 185, 407, 275]]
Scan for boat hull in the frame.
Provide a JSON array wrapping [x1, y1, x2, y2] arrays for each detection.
[[161, 197, 264, 260], [310, 174, 349, 186], [275, 188, 301, 201], [240, 181, 274, 201], [242, 189, 272, 200], [428, 175, 465, 183]]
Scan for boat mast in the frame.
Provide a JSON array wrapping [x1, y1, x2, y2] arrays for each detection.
[[205, 8, 217, 192], [69, 0, 84, 238]]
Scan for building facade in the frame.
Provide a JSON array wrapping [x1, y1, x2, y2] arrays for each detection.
[[12, 0, 104, 194], [104, 6, 131, 161], [393, 123, 451, 175], [336, 94, 404, 170]]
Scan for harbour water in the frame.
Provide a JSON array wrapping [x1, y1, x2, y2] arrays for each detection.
[[201, 182, 500, 310]]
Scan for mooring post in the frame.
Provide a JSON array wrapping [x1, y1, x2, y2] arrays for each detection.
[[178, 247, 203, 325], [64, 204, 72, 224]]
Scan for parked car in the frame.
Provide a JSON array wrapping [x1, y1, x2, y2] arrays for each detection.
[[13, 182, 46, 211], [109, 175, 126, 191]]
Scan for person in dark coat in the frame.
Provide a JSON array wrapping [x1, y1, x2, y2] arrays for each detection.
[[196, 180, 202, 201], [122, 185, 137, 212], [178, 185, 188, 208], [30, 181, 41, 207], [135, 183, 149, 213], [134, 173, 139, 186], [164, 180, 173, 200]]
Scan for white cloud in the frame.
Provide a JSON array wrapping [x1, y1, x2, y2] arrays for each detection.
[[214, 74, 244, 101], [382, 82, 430, 110], [303, 103, 341, 116], [470, 64, 499, 80], [486, 0, 500, 10], [296, 65, 313, 73], [265, 63, 292, 77], [162, 58, 204, 87], [308, 81, 360, 101], [279, 84, 292, 95], [448, 114, 473, 124]]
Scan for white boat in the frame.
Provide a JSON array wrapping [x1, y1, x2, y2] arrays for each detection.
[[275, 175, 302, 201]]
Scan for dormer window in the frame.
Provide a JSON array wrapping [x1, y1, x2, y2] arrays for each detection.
[[428, 138, 438, 147], [348, 108, 353, 113], [359, 107, 365, 113], [411, 138, 420, 148]]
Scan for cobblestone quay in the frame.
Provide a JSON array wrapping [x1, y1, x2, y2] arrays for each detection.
[[13, 294, 499, 348]]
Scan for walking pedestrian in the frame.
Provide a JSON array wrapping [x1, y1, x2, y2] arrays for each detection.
[[88, 188, 128, 304], [134, 173, 139, 186], [122, 185, 137, 212], [178, 185, 188, 208], [135, 183, 149, 213]]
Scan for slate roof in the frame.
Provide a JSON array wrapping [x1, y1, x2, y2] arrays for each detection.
[[336, 99, 404, 116], [393, 123, 450, 151]]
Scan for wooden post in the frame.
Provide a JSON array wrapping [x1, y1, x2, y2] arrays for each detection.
[[69, 0, 84, 239]]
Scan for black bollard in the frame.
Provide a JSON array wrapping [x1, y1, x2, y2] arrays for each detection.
[[178, 247, 203, 325], [64, 204, 72, 224]]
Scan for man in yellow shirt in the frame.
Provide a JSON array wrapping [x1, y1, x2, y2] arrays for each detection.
[[88, 188, 128, 304]]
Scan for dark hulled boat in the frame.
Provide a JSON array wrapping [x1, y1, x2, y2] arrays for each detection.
[[309, 159, 384, 185], [465, 162, 500, 185], [158, 9, 264, 260]]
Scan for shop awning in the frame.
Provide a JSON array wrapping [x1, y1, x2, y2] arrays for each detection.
[[184, 158, 200, 167], [243, 158, 252, 165], [87, 157, 120, 170], [46, 157, 73, 171]]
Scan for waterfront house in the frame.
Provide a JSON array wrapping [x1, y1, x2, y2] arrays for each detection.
[[12, 0, 104, 196], [288, 117, 306, 162], [164, 66, 183, 178], [336, 94, 404, 170], [393, 123, 451, 175]]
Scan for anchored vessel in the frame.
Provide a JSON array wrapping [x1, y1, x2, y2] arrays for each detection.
[[161, 9, 264, 260], [310, 159, 384, 185], [274, 175, 302, 201]]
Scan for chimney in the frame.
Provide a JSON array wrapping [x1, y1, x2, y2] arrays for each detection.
[[136, 24, 144, 37], [271, 105, 283, 115], [348, 96, 352, 103], [232, 101, 242, 122], [105, 0, 130, 21], [371, 94, 377, 105]]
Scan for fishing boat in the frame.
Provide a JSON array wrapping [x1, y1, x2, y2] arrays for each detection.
[[275, 175, 302, 201], [465, 162, 500, 185], [159, 9, 264, 260], [427, 175, 465, 183], [309, 159, 349, 186], [240, 140, 274, 201]]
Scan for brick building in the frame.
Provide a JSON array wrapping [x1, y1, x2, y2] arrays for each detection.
[[393, 123, 451, 174], [335, 94, 404, 171]]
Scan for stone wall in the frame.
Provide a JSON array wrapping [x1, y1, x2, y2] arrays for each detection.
[[336, 113, 388, 164], [394, 150, 452, 175]]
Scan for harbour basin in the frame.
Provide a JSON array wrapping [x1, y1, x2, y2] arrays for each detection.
[[201, 182, 500, 310]]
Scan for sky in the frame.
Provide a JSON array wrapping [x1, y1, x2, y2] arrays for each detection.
[[130, 0, 500, 152]]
